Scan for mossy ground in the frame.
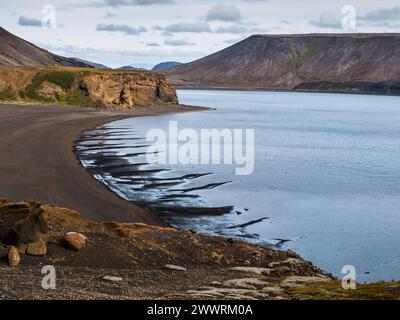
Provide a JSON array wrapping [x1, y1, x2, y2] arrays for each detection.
[[287, 40, 326, 76], [0, 87, 17, 101], [289, 281, 400, 300], [19, 70, 91, 105], [0, 67, 158, 107]]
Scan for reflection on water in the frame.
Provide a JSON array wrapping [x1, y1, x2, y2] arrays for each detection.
[[76, 126, 234, 215], [76, 90, 400, 283]]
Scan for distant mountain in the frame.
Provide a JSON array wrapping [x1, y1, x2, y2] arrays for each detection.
[[152, 61, 183, 71], [117, 66, 148, 71], [0, 26, 92, 68], [70, 58, 109, 69], [165, 34, 400, 94]]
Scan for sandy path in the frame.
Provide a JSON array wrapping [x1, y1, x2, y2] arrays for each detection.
[[0, 103, 200, 224]]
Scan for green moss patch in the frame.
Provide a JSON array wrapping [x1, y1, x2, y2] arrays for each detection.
[[20, 70, 90, 102], [0, 87, 17, 101], [289, 281, 400, 300], [58, 88, 91, 107], [288, 40, 326, 73]]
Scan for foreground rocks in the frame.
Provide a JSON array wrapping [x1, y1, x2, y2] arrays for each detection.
[[7, 247, 20, 267], [0, 197, 399, 300], [63, 232, 87, 251], [0, 198, 325, 276], [26, 240, 47, 256], [0, 199, 87, 266], [0, 200, 48, 245]]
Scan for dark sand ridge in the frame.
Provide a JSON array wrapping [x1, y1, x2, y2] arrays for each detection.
[[0, 103, 206, 224]]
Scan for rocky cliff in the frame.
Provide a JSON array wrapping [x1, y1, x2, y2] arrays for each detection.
[[165, 34, 400, 94], [0, 67, 178, 108]]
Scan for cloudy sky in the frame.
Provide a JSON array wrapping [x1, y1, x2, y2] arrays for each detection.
[[1, 0, 400, 68]]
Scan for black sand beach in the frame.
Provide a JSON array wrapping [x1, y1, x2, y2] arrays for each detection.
[[0, 103, 204, 224]]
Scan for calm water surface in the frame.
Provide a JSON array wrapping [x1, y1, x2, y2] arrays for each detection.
[[77, 90, 400, 282]]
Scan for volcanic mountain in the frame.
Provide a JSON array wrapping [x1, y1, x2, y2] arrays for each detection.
[[152, 61, 183, 71], [165, 34, 400, 94], [0, 27, 92, 68]]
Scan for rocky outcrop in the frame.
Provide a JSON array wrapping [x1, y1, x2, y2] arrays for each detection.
[[0, 67, 179, 109], [0, 200, 48, 245], [37, 81, 65, 99], [79, 72, 178, 108]]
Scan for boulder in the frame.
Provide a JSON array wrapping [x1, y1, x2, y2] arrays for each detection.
[[261, 286, 286, 296], [163, 264, 187, 272], [223, 278, 269, 290], [27, 239, 47, 256], [281, 276, 331, 288], [0, 201, 48, 245], [37, 81, 65, 99], [8, 246, 20, 267], [103, 276, 123, 282], [63, 232, 87, 251], [227, 267, 272, 276]]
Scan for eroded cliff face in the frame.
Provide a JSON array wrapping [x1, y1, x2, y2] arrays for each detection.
[[79, 72, 178, 108], [0, 66, 179, 108]]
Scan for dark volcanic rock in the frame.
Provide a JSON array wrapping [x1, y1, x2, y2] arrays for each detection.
[[0, 201, 48, 245], [294, 81, 400, 95]]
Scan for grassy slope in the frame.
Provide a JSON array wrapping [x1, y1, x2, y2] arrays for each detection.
[[290, 281, 400, 300], [0, 67, 154, 107]]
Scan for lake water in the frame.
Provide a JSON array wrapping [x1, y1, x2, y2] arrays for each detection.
[[76, 90, 400, 282]]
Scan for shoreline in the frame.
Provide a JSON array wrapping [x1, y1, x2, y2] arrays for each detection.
[[0, 103, 208, 225], [0, 104, 339, 300], [175, 85, 400, 97], [1, 103, 400, 299]]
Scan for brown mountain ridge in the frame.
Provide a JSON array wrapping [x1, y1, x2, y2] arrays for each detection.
[[165, 33, 400, 94], [0, 27, 92, 68]]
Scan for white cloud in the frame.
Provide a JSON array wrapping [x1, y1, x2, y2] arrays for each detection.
[[360, 6, 400, 22], [164, 22, 212, 33], [165, 38, 194, 46], [205, 4, 242, 22], [18, 16, 41, 27], [102, 0, 174, 7], [96, 23, 147, 35], [310, 12, 342, 29]]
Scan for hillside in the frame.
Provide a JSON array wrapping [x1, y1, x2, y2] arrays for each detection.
[[69, 57, 109, 69], [117, 66, 148, 71], [0, 27, 91, 68], [153, 61, 183, 71], [165, 34, 400, 94]]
